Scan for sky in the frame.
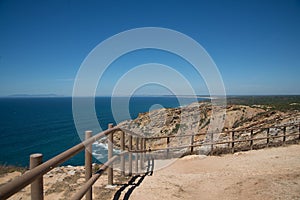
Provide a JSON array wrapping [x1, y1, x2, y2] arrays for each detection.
[[0, 0, 300, 96]]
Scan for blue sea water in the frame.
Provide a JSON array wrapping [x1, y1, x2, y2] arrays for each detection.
[[0, 97, 202, 167]]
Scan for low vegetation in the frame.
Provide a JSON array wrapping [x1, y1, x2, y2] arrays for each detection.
[[227, 95, 300, 111]]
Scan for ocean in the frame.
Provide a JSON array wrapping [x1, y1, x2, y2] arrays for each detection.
[[0, 96, 202, 167]]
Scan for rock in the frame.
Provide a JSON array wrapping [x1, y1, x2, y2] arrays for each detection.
[[57, 177, 64, 182], [105, 185, 117, 189], [181, 155, 207, 160], [44, 174, 53, 178], [234, 152, 245, 156], [68, 170, 76, 176], [199, 146, 211, 155], [117, 102, 299, 154], [77, 178, 85, 184]]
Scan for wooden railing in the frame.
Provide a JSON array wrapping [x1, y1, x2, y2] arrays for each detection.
[[144, 123, 300, 157], [0, 124, 148, 200], [0, 123, 299, 199]]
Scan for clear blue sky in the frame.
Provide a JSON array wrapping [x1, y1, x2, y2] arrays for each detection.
[[0, 0, 299, 96]]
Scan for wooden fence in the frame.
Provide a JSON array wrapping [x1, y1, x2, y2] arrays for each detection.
[[0, 124, 148, 200], [0, 123, 299, 199], [145, 123, 300, 157]]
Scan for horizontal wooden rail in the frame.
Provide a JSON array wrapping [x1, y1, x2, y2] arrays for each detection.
[[147, 132, 207, 140], [144, 124, 300, 153], [121, 128, 145, 138], [0, 126, 145, 199], [71, 152, 128, 200]]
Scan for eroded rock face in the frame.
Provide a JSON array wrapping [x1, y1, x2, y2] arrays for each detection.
[[118, 102, 300, 150], [120, 102, 299, 136]]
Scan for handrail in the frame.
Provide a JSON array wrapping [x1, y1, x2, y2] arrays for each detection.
[[0, 126, 144, 199], [144, 131, 299, 152], [71, 155, 119, 200], [144, 123, 300, 156], [121, 128, 145, 138], [71, 151, 129, 200]]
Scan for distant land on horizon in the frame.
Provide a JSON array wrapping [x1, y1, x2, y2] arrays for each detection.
[[6, 94, 63, 98], [3, 94, 300, 98], [0, 93, 300, 99]]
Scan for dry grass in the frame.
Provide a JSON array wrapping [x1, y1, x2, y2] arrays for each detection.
[[0, 165, 26, 176]]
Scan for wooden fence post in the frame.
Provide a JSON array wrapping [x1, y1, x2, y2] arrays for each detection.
[[250, 130, 253, 150], [266, 128, 270, 147], [143, 138, 146, 166], [30, 153, 43, 200], [140, 138, 144, 170], [120, 130, 125, 177], [166, 137, 170, 158], [108, 123, 114, 185], [231, 131, 235, 153], [85, 130, 93, 200], [283, 126, 286, 145], [190, 135, 194, 154], [298, 124, 300, 142], [135, 137, 139, 174], [128, 135, 132, 176], [210, 132, 214, 155]]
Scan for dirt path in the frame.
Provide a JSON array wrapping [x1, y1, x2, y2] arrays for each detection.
[[130, 144, 300, 200], [1, 145, 299, 199]]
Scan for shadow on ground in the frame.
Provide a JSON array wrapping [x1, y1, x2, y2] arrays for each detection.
[[113, 158, 154, 200]]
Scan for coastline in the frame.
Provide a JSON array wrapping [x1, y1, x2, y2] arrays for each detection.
[[1, 95, 299, 167]]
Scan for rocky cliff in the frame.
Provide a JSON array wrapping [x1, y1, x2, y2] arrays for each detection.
[[118, 101, 300, 152]]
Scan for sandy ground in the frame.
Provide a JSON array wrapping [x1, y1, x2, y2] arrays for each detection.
[[130, 144, 300, 200], [1, 144, 300, 199]]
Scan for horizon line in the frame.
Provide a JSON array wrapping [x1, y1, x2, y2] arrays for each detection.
[[1, 94, 300, 98]]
